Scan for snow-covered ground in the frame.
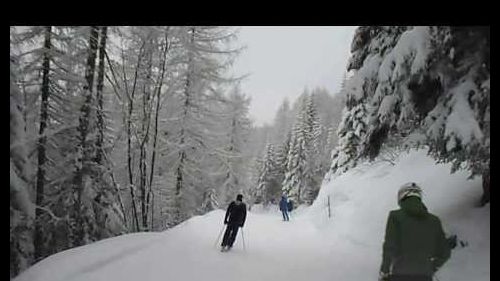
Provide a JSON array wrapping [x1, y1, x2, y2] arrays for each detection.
[[14, 150, 489, 281]]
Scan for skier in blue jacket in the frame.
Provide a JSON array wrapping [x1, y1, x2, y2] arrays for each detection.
[[279, 195, 289, 221]]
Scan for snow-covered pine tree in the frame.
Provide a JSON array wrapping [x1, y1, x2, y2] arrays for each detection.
[[323, 126, 338, 169], [301, 93, 322, 204], [167, 26, 240, 225], [282, 111, 305, 203], [337, 26, 489, 204], [329, 103, 368, 175], [274, 131, 291, 188], [17, 26, 125, 251], [423, 27, 490, 205], [255, 144, 281, 205], [310, 86, 347, 180], [248, 156, 263, 207], [282, 92, 321, 204], [10, 55, 35, 278], [11, 26, 109, 261], [216, 85, 252, 205], [271, 98, 293, 145]]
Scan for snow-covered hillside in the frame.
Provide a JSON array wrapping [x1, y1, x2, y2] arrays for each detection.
[[305, 149, 489, 281], [14, 150, 489, 281]]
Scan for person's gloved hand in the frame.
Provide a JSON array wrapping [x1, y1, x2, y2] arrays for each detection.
[[447, 234, 457, 250], [378, 271, 390, 281]]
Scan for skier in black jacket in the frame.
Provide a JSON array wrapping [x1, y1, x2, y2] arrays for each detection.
[[221, 194, 247, 252]]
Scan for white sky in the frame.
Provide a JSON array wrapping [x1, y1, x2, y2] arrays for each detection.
[[231, 26, 357, 126]]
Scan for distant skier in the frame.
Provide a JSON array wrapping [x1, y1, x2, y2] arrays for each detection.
[[279, 195, 289, 221], [379, 183, 451, 281], [221, 194, 247, 252]]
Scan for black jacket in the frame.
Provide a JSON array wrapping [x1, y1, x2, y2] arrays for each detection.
[[224, 201, 247, 227], [381, 197, 451, 276]]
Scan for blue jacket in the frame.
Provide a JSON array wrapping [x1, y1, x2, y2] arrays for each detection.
[[279, 197, 288, 211]]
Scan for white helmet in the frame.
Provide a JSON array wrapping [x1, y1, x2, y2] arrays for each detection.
[[398, 182, 422, 205]]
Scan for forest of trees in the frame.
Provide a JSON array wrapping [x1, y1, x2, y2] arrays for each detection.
[[10, 26, 489, 279], [252, 87, 346, 206], [10, 26, 255, 277]]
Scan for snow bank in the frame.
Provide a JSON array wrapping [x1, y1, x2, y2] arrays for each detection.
[[14, 233, 164, 281], [304, 149, 489, 281]]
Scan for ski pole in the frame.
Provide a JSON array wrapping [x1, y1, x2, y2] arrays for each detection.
[[214, 224, 225, 248], [241, 228, 246, 251]]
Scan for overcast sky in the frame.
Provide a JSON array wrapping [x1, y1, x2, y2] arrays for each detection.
[[231, 26, 357, 126]]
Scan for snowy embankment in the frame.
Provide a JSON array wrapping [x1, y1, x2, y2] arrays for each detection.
[[304, 149, 489, 281], [14, 150, 489, 281]]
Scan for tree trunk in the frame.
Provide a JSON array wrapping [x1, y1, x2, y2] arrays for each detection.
[[73, 26, 99, 246], [124, 38, 145, 232], [34, 25, 51, 260], [139, 43, 153, 231], [173, 27, 195, 224], [148, 29, 170, 231], [110, 169, 128, 227], [126, 86, 138, 231], [22, 82, 28, 133], [95, 26, 107, 165]]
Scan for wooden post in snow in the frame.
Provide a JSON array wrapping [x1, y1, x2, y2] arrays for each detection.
[[327, 195, 331, 218]]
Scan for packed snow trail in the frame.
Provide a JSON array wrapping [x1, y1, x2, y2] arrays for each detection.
[[16, 209, 377, 281], [15, 150, 489, 281]]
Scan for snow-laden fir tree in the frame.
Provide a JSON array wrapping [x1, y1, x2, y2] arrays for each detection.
[[271, 98, 293, 145], [329, 103, 368, 175], [10, 26, 127, 266], [334, 26, 489, 204], [216, 85, 252, 205], [274, 131, 291, 187], [301, 93, 323, 204], [282, 92, 322, 204], [165, 26, 241, 225], [255, 143, 281, 205], [10, 56, 35, 278]]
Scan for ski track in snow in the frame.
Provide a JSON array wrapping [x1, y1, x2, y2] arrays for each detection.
[[63, 236, 165, 280], [103, 210, 353, 281], [16, 210, 372, 281]]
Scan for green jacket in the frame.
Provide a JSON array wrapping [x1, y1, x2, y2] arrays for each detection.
[[380, 197, 451, 276]]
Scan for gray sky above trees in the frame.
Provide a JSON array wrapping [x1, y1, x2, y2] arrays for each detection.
[[231, 26, 357, 126]]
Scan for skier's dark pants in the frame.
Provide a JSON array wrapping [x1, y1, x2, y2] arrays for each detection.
[[389, 275, 432, 281], [221, 224, 239, 247], [282, 210, 289, 221]]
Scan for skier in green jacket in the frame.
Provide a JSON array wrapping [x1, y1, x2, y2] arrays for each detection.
[[379, 183, 451, 281]]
